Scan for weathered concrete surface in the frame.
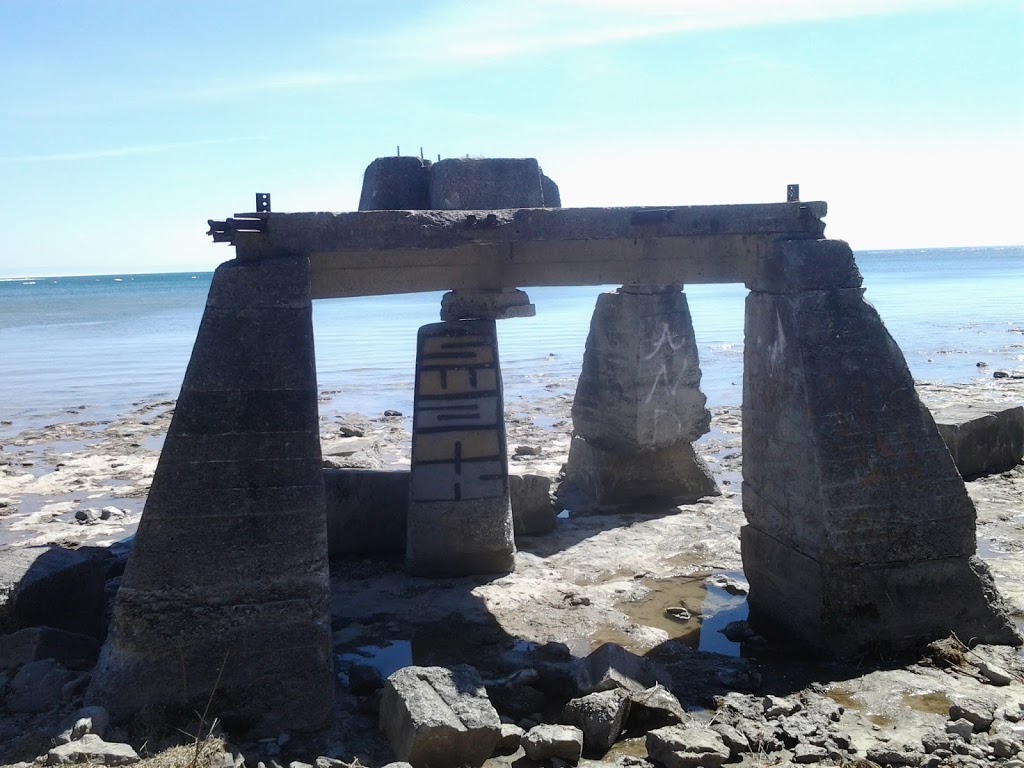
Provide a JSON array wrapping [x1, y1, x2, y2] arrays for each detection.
[[358, 157, 431, 212], [86, 256, 333, 731], [407, 320, 515, 575], [379, 665, 500, 767], [430, 158, 545, 210], [572, 288, 710, 452], [509, 473, 556, 536], [324, 468, 409, 557], [560, 436, 718, 511], [323, 469, 552, 555], [741, 239, 1019, 656], [440, 288, 535, 322], [224, 203, 828, 297], [562, 286, 717, 511], [933, 403, 1024, 478]]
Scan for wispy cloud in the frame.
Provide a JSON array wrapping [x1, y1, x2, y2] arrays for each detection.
[[349, 0, 980, 65], [0, 136, 268, 165]]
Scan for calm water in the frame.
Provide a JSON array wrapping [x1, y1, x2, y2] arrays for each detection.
[[1, 246, 1021, 432]]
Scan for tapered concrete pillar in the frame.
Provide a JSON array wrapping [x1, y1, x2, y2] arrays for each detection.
[[407, 320, 515, 575], [559, 285, 718, 511], [87, 256, 333, 731], [741, 238, 1019, 657]]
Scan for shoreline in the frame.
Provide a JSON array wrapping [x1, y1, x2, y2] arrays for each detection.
[[0, 375, 1021, 765]]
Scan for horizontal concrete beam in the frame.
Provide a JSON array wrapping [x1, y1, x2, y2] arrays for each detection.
[[227, 202, 826, 298]]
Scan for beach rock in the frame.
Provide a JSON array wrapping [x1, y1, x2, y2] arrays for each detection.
[[709, 723, 748, 757], [763, 694, 802, 719], [488, 682, 547, 720], [45, 733, 139, 765], [950, 697, 996, 732], [573, 642, 668, 695], [0, 545, 109, 638], [976, 659, 1013, 686], [7, 658, 76, 713], [495, 722, 524, 754], [379, 665, 500, 767], [625, 684, 687, 729], [932, 403, 1024, 478], [347, 663, 384, 695], [946, 718, 975, 741], [562, 688, 631, 755], [522, 724, 584, 763], [646, 725, 730, 768], [793, 743, 828, 763], [509, 473, 556, 536], [0, 626, 99, 671], [55, 705, 111, 744]]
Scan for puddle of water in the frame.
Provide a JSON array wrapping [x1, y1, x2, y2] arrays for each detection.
[[903, 691, 953, 717], [826, 687, 865, 711], [604, 570, 749, 657], [337, 640, 412, 679], [603, 737, 648, 760]]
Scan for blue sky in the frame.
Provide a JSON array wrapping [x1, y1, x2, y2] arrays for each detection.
[[0, 0, 1021, 276]]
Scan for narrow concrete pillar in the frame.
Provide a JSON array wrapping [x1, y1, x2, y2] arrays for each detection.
[[559, 285, 718, 511], [407, 320, 515, 575], [741, 238, 1019, 656], [87, 256, 333, 731]]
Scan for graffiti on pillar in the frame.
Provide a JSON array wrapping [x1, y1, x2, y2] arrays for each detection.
[[411, 320, 507, 503], [642, 320, 693, 406]]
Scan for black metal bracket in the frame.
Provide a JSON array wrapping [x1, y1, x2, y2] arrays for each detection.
[[787, 184, 800, 202], [207, 193, 271, 244]]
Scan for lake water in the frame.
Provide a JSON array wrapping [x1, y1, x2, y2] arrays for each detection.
[[1, 246, 1021, 432]]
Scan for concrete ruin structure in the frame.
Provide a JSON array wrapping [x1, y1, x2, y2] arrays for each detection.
[[87, 157, 1020, 732]]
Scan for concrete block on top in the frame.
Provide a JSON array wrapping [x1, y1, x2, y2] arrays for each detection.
[[359, 156, 431, 211], [430, 158, 545, 210]]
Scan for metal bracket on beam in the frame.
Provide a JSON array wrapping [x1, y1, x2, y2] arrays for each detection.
[[206, 193, 271, 244], [787, 184, 800, 202]]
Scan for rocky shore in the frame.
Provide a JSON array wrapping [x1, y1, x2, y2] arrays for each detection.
[[0, 375, 1022, 767]]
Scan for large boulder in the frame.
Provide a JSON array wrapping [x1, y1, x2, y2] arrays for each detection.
[[0, 545, 110, 638], [573, 642, 670, 695], [379, 665, 500, 767], [646, 725, 730, 768], [522, 724, 584, 763], [45, 733, 139, 766], [562, 689, 631, 755], [6, 658, 77, 714], [0, 626, 99, 671], [932, 403, 1024, 478]]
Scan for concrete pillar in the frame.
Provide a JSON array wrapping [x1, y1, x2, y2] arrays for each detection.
[[741, 238, 1020, 657], [560, 285, 718, 511], [407, 320, 516, 575], [87, 256, 333, 731]]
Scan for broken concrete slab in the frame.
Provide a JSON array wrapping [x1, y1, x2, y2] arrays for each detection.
[[0, 545, 110, 639], [646, 724, 731, 768], [562, 689, 631, 755], [45, 733, 139, 766], [509, 473, 556, 537], [933, 403, 1024, 478], [522, 724, 584, 762], [0, 626, 99, 671], [378, 665, 500, 767], [323, 469, 409, 557], [573, 642, 670, 696]]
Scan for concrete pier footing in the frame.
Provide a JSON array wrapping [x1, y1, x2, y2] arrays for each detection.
[[407, 320, 516, 575], [741, 239, 1020, 656], [86, 256, 334, 731], [560, 286, 718, 511]]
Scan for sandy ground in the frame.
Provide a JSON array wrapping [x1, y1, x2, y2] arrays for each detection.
[[0, 375, 1022, 766]]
